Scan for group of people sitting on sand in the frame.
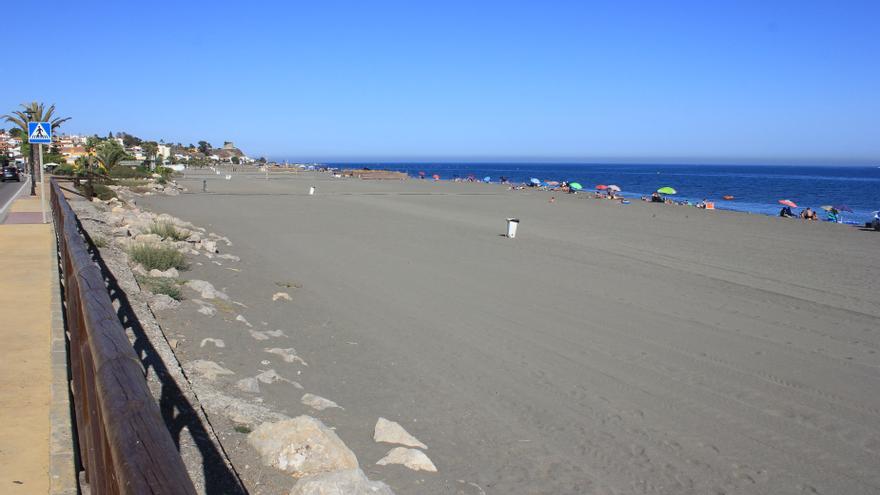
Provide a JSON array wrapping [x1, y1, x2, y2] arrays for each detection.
[[779, 206, 820, 221]]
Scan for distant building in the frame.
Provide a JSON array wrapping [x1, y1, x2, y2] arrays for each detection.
[[223, 141, 236, 150], [157, 144, 171, 160]]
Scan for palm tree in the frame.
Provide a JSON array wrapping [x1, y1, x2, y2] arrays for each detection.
[[94, 140, 128, 172], [2, 102, 71, 195]]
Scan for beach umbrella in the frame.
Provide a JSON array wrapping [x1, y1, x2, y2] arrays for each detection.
[[595, 184, 608, 190], [546, 181, 559, 186], [723, 195, 735, 200], [833, 204, 853, 212], [569, 182, 583, 190], [432, 174, 440, 180], [530, 177, 541, 185], [778, 199, 798, 208], [820, 205, 834, 211], [657, 187, 677, 195], [607, 185, 621, 192], [483, 176, 491, 183], [418, 171, 426, 177]]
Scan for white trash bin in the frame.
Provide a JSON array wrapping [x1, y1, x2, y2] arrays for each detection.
[[506, 218, 519, 238], [309, 186, 315, 196]]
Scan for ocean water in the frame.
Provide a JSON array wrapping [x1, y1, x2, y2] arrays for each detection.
[[327, 162, 880, 223]]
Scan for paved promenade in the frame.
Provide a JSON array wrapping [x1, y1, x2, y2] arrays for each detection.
[[0, 190, 53, 493]]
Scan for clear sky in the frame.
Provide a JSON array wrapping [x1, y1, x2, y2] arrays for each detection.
[[2, 0, 878, 164]]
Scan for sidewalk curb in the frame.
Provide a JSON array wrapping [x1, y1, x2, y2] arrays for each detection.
[[48, 219, 78, 495]]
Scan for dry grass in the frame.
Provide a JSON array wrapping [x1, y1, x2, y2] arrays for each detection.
[[128, 243, 187, 271], [149, 221, 187, 241]]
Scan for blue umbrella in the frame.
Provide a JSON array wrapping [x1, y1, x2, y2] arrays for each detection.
[[483, 176, 491, 183], [530, 178, 541, 185]]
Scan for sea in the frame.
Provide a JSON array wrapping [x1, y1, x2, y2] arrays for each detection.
[[324, 162, 880, 224]]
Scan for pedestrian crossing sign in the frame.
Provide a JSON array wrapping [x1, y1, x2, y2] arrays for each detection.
[[28, 122, 52, 144]]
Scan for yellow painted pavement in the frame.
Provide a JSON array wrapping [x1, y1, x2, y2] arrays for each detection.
[[0, 193, 53, 493]]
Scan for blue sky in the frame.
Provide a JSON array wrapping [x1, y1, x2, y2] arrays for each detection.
[[2, 0, 878, 164]]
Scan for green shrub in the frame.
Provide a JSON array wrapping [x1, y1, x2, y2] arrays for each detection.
[[113, 178, 149, 187], [53, 164, 79, 176], [128, 243, 187, 271], [77, 183, 116, 200], [109, 166, 150, 179], [136, 275, 183, 300], [92, 184, 117, 200], [148, 221, 187, 241]]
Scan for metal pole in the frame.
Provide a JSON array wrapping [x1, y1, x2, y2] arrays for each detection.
[[39, 144, 47, 223]]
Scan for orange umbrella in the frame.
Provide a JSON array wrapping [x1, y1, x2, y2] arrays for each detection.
[[778, 199, 797, 208], [596, 184, 608, 190]]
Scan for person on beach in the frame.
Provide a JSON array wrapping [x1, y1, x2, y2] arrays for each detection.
[[800, 207, 816, 220], [779, 206, 794, 217]]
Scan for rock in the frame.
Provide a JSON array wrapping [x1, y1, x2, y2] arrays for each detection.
[[91, 197, 102, 203], [217, 253, 240, 261], [168, 338, 179, 349], [201, 240, 219, 253], [376, 447, 436, 472], [256, 369, 303, 389], [247, 416, 359, 477], [235, 314, 253, 327], [289, 468, 394, 495], [373, 418, 427, 449], [111, 206, 126, 214], [184, 360, 234, 380], [197, 303, 217, 316], [186, 279, 229, 300], [106, 214, 125, 226], [200, 338, 225, 348], [165, 188, 180, 196], [131, 263, 149, 276], [186, 232, 202, 243], [236, 377, 261, 394], [265, 348, 308, 366], [112, 226, 130, 237], [148, 267, 179, 278], [301, 394, 341, 411], [148, 294, 180, 312], [273, 292, 292, 302], [249, 329, 270, 341]]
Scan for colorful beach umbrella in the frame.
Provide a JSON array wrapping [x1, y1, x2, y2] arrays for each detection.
[[432, 174, 440, 180], [607, 185, 621, 192], [595, 184, 608, 190], [569, 182, 583, 190], [657, 187, 677, 195], [418, 171, 426, 177], [833, 204, 853, 212], [820, 205, 835, 211], [778, 199, 798, 208], [483, 176, 491, 183], [530, 177, 541, 185]]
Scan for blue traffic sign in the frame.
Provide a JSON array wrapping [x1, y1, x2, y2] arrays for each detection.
[[28, 122, 52, 144]]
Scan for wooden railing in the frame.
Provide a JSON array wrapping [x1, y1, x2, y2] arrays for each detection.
[[51, 179, 197, 494]]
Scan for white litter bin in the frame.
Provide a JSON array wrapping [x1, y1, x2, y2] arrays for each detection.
[[506, 218, 519, 238], [309, 186, 315, 195]]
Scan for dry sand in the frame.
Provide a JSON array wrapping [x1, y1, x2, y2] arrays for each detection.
[[142, 169, 880, 495]]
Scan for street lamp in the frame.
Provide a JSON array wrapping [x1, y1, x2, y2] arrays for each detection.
[[23, 109, 37, 195]]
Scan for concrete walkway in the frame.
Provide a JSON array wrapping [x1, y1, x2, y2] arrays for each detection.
[[0, 191, 53, 493]]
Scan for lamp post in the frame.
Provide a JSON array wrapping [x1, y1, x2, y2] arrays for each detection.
[[23, 109, 36, 196]]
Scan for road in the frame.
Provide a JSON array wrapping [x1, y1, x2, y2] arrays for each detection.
[[0, 177, 28, 223]]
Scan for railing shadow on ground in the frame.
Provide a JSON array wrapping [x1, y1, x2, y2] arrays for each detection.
[[75, 216, 247, 495]]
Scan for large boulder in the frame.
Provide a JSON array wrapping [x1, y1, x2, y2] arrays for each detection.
[[289, 468, 394, 495], [248, 416, 359, 478]]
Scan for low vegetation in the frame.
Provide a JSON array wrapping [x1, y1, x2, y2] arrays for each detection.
[[92, 236, 108, 248], [136, 275, 183, 300], [128, 243, 187, 271], [148, 221, 187, 241]]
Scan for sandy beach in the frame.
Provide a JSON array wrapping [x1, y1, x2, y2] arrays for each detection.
[[138, 169, 880, 494]]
